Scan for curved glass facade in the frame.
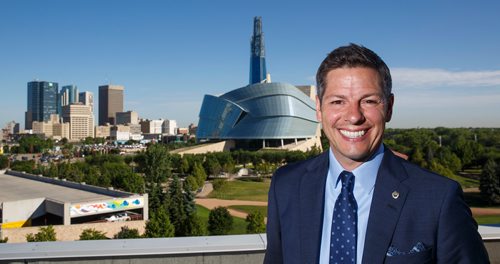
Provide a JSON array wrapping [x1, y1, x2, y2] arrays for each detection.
[[197, 82, 318, 140]]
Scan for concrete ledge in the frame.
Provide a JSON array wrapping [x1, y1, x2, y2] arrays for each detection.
[[2, 227, 500, 263], [0, 234, 267, 261]]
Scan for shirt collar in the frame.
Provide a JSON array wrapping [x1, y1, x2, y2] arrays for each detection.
[[329, 144, 385, 190]]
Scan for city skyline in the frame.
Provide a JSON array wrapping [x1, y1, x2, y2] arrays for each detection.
[[1, 1, 500, 128]]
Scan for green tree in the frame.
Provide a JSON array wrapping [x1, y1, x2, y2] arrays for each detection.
[[0, 237, 8, 243], [185, 175, 199, 191], [204, 154, 222, 176], [114, 226, 141, 239], [193, 162, 207, 188], [143, 144, 170, 186], [180, 156, 190, 174], [167, 175, 187, 236], [246, 211, 266, 234], [0, 155, 9, 169], [480, 159, 500, 204], [26, 226, 57, 242], [144, 207, 175, 238], [410, 147, 427, 168], [79, 229, 108, 240], [208, 206, 233, 235]]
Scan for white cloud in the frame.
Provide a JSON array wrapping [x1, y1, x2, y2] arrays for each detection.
[[392, 68, 500, 88]]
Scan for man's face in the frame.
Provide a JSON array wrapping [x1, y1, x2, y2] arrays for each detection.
[[316, 67, 393, 170]]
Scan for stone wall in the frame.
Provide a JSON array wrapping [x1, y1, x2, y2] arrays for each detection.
[[1, 220, 145, 243]]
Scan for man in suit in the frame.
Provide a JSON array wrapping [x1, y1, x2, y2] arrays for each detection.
[[264, 44, 489, 263]]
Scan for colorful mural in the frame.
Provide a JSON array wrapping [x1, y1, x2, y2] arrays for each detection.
[[70, 197, 143, 217]]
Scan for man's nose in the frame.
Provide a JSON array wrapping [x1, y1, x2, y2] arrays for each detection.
[[344, 103, 365, 125]]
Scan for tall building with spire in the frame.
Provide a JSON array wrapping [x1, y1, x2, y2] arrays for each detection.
[[249, 16, 267, 84], [196, 17, 321, 152]]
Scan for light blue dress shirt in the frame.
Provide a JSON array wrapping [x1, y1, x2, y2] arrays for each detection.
[[319, 144, 385, 264]]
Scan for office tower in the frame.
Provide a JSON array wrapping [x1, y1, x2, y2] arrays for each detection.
[[140, 119, 163, 134], [59, 85, 79, 114], [162, 119, 177, 135], [116, 111, 139, 125], [62, 103, 94, 141], [249, 16, 267, 85], [25, 81, 58, 130], [79, 91, 94, 112], [98, 85, 124, 125]]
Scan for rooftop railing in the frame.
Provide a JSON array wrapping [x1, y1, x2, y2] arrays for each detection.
[[1, 226, 500, 263]]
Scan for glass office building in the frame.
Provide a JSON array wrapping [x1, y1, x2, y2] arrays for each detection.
[[25, 81, 59, 129], [58, 85, 79, 114], [197, 82, 318, 144]]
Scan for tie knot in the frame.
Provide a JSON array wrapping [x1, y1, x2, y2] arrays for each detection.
[[340, 171, 355, 192]]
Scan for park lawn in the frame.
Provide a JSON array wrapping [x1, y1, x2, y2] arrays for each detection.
[[228, 205, 268, 218], [208, 179, 271, 201], [448, 174, 479, 189], [474, 214, 500, 225], [196, 205, 247, 235]]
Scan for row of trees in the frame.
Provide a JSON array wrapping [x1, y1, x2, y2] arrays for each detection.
[[384, 128, 500, 172], [18, 207, 265, 242]]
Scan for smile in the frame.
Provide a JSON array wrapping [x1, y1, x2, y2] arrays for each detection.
[[339, 130, 366, 139]]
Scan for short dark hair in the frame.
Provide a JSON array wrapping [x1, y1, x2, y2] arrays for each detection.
[[316, 43, 392, 103]]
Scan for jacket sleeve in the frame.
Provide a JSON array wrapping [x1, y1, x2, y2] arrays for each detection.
[[264, 171, 283, 264], [436, 181, 489, 263]]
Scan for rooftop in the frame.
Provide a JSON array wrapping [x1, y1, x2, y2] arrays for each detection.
[[0, 170, 131, 205]]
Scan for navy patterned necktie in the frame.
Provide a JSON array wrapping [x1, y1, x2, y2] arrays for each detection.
[[330, 171, 357, 264]]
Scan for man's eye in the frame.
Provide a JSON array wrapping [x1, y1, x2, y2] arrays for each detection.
[[330, 100, 344, 105], [362, 99, 380, 105]]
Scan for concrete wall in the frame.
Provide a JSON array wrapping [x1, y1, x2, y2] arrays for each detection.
[[172, 140, 235, 156], [1, 220, 145, 243], [1, 235, 500, 264], [1, 198, 45, 228]]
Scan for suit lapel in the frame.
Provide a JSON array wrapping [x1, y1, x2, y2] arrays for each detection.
[[362, 150, 409, 264], [299, 152, 329, 263]]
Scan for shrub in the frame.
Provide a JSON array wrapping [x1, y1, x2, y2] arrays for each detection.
[[246, 211, 266, 234], [26, 226, 56, 242], [114, 226, 141, 239], [79, 228, 108, 240], [208, 206, 233, 235]]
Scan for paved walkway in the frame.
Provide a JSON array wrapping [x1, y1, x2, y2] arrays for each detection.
[[195, 182, 213, 198]]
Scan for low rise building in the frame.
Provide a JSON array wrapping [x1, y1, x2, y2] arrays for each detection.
[[0, 170, 147, 243], [62, 103, 94, 141], [116, 111, 139, 125], [32, 114, 70, 140], [140, 119, 163, 134]]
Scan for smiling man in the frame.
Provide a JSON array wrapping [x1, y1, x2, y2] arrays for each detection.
[[264, 44, 489, 264]]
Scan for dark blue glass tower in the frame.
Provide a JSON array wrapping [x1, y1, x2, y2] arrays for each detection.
[[58, 85, 79, 114], [249, 16, 267, 84], [25, 81, 58, 129]]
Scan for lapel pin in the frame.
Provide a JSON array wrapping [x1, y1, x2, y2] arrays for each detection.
[[392, 191, 399, 199]]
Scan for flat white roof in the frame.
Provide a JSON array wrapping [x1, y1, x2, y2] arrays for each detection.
[[0, 171, 115, 204]]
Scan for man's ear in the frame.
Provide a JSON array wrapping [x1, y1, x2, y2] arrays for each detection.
[[315, 95, 322, 122], [385, 94, 394, 122]]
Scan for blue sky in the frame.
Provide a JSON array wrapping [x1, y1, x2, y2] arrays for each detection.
[[1, 0, 500, 129]]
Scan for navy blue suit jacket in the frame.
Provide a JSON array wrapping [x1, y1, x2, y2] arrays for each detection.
[[265, 148, 489, 263]]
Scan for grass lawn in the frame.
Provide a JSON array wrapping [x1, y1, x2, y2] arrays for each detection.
[[474, 215, 500, 225], [196, 205, 248, 235], [448, 174, 479, 189], [208, 179, 271, 201], [228, 205, 268, 218]]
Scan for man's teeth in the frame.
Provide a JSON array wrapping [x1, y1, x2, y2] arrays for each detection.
[[340, 130, 365, 138]]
